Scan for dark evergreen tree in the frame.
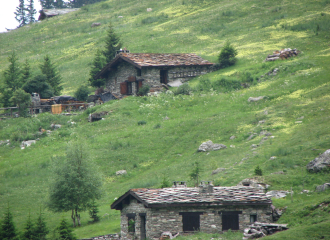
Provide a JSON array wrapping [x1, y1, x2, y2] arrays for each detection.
[[54, 0, 67, 8], [0, 207, 17, 240], [15, 0, 28, 28], [22, 59, 31, 83], [218, 41, 238, 68], [26, 0, 37, 24], [10, 89, 32, 117], [74, 85, 89, 101], [89, 50, 106, 87], [57, 218, 76, 240], [103, 23, 122, 63], [40, 55, 62, 96], [22, 213, 35, 240], [23, 74, 54, 99], [40, 0, 54, 9], [33, 211, 49, 240], [1, 52, 22, 107], [88, 200, 100, 223]]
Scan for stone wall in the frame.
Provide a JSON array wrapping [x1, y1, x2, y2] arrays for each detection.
[[120, 200, 272, 240], [105, 62, 212, 97]]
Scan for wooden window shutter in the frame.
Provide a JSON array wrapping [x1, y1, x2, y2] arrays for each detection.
[[128, 76, 136, 82], [138, 80, 143, 88], [120, 82, 128, 95]]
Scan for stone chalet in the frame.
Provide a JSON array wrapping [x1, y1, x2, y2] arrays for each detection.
[[94, 51, 214, 97], [111, 181, 272, 240]]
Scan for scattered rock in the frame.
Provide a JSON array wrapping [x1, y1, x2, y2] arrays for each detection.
[[315, 183, 330, 192], [269, 156, 277, 160], [243, 222, 288, 239], [50, 124, 62, 129], [295, 121, 303, 124], [230, 145, 235, 148], [272, 205, 287, 222], [212, 168, 226, 175], [229, 135, 236, 140], [88, 111, 108, 122], [21, 140, 36, 149], [260, 131, 272, 136], [118, 16, 123, 18], [91, 22, 101, 27], [198, 140, 226, 152], [116, 170, 127, 176], [0, 140, 10, 146], [248, 96, 265, 102], [163, 116, 170, 120], [306, 149, 330, 172], [247, 133, 257, 141], [266, 190, 290, 199], [297, 116, 304, 120], [251, 144, 258, 148], [263, 110, 268, 115], [241, 157, 248, 162], [300, 190, 310, 194], [147, 8, 152, 12], [258, 119, 266, 124]]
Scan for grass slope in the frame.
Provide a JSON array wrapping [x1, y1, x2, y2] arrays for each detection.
[[0, 0, 330, 239]]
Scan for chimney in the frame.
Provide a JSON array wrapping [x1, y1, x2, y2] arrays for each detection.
[[172, 181, 187, 188], [199, 181, 214, 194], [116, 48, 130, 56]]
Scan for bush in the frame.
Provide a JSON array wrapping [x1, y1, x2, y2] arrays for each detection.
[[174, 83, 191, 95], [195, 78, 212, 92], [254, 166, 263, 176], [218, 41, 238, 68], [74, 85, 90, 101], [138, 120, 146, 125], [138, 85, 150, 96], [212, 78, 241, 91]]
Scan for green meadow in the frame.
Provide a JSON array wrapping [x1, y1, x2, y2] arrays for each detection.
[[0, 0, 330, 239]]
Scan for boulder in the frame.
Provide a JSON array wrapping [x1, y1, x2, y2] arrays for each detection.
[[21, 140, 36, 149], [248, 96, 265, 102], [306, 149, 330, 172], [88, 111, 108, 122], [315, 183, 330, 192], [229, 135, 236, 140], [198, 140, 226, 152], [116, 170, 127, 176], [91, 22, 101, 27], [266, 190, 290, 199], [212, 168, 226, 175], [237, 178, 270, 190]]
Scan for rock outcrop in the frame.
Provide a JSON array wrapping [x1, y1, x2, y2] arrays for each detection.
[[198, 140, 226, 152], [306, 149, 330, 172]]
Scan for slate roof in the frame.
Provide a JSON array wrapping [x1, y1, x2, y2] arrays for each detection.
[[111, 187, 272, 210], [38, 9, 79, 20], [95, 53, 213, 79]]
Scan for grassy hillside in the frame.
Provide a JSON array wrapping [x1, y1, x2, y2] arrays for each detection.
[[1, 0, 330, 239]]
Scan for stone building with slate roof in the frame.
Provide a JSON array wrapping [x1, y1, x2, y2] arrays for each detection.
[[94, 52, 214, 97], [111, 181, 273, 240]]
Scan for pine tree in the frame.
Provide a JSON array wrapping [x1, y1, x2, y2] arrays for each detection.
[[0, 207, 17, 240], [189, 162, 202, 187], [40, 55, 62, 96], [22, 213, 35, 240], [22, 59, 31, 83], [103, 23, 122, 63], [88, 200, 100, 223], [40, 0, 54, 9], [33, 211, 49, 240], [15, 0, 28, 28], [10, 89, 32, 117], [26, 0, 37, 24], [57, 218, 76, 240], [89, 49, 106, 87], [1, 51, 22, 107]]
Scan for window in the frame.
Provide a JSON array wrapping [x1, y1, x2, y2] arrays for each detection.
[[179, 212, 203, 232], [219, 211, 242, 231], [137, 68, 141, 76], [126, 214, 136, 233], [250, 214, 257, 223], [120, 81, 132, 95]]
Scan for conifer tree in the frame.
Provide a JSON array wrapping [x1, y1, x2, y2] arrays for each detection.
[[89, 49, 106, 87], [40, 55, 62, 96], [57, 218, 76, 240], [88, 200, 100, 223], [26, 0, 37, 24], [15, 0, 28, 28], [22, 59, 31, 83], [40, 0, 54, 9], [33, 211, 49, 240], [22, 213, 35, 240], [0, 207, 17, 240], [103, 23, 122, 63]]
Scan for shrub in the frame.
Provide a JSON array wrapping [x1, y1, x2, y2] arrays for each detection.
[[212, 78, 241, 90], [254, 166, 263, 176], [174, 83, 191, 95], [138, 85, 150, 96], [74, 85, 90, 101], [218, 41, 238, 68], [195, 78, 212, 92], [138, 120, 146, 125]]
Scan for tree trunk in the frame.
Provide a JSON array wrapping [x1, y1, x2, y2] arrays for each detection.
[[71, 209, 76, 227], [75, 208, 81, 226]]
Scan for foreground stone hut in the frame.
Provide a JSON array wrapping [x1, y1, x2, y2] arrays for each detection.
[[111, 181, 272, 240], [94, 51, 213, 97]]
